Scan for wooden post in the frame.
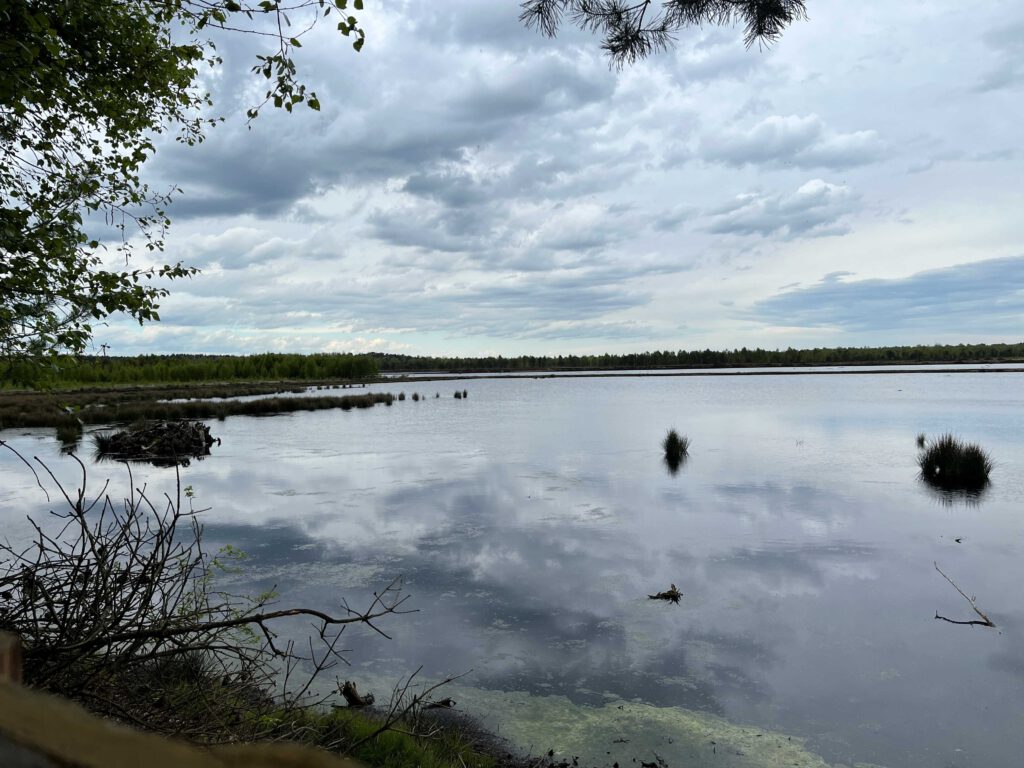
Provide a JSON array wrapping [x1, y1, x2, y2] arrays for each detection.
[[0, 632, 23, 684]]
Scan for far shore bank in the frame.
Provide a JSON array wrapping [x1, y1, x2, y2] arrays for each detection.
[[381, 363, 1024, 382]]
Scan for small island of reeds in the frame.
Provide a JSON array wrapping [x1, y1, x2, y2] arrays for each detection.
[[917, 433, 993, 491], [663, 429, 690, 474]]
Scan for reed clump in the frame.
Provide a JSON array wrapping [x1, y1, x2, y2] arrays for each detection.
[[662, 429, 690, 475], [918, 433, 993, 491], [663, 429, 690, 460]]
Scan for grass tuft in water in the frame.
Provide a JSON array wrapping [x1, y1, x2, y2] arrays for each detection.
[[916, 432, 927, 448], [918, 433, 992, 491], [55, 422, 83, 452], [662, 429, 690, 475]]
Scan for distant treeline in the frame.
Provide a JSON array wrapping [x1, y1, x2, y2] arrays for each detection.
[[5, 343, 1022, 389], [372, 342, 1024, 372], [2, 353, 379, 388]]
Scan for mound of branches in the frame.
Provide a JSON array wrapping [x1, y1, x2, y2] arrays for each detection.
[[94, 420, 219, 467], [0, 441, 412, 743], [918, 433, 993, 492]]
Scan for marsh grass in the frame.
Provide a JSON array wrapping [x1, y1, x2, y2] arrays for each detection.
[[261, 707, 500, 768], [663, 429, 690, 475], [663, 429, 689, 459], [55, 422, 83, 449], [85, 648, 502, 767], [0, 392, 398, 430], [918, 433, 993, 491], [916, 432, 927, 448]]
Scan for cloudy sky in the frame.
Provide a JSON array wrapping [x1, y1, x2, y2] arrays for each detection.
[[99, 1, 1024, 356]]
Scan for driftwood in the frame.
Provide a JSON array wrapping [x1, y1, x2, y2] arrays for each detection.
[[340, 681, 375, 707], [648, 584, 682, 604], [933, 562, 996, 628], [424, 697, 456, 709]]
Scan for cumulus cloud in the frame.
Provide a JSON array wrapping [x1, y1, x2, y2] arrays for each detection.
[[705, 180, 860, 239], [701, 115, 883, 170], [93, 1, 1024, 355]]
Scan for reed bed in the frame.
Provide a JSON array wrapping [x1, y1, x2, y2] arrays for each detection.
[[0, 392, 397, 430]]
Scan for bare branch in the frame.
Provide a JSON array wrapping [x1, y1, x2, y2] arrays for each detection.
[[933, 561, 996, 628], [0, 448, 413, 739]]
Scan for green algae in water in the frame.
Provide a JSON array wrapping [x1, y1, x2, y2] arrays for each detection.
[[269, 659, 885, 768], [428, 684, 886, 768]]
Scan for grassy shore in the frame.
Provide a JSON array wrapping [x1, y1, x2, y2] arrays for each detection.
[[0, 381, 395, 431]]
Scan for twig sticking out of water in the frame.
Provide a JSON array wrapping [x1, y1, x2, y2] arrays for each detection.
[[933, 561, 996, 628]]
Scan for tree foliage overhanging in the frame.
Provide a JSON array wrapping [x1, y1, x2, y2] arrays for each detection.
[[521, 0, 809, 66], [0, 0, 365, 360]]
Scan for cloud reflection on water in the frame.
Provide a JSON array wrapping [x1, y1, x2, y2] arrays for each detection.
[[2, 371, 1023, 766]]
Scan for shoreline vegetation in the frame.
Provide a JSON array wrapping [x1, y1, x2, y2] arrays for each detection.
[[370, 341, 1024, 373], [0, 443, 517, 768], [2, 342, 1022, 392], [2, 344, 1021, 432], [0, 388, 403, 432]]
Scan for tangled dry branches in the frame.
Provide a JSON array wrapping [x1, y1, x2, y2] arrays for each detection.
[[0, 440, 414, 741]]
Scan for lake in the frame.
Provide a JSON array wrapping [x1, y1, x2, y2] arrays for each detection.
[[2, 369, 1023, 767]]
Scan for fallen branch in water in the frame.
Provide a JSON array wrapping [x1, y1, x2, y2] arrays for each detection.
[[648, 584, 682, 604], [933, 561, 996, 628]]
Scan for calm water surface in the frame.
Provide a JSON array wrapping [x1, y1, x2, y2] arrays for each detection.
[[2, 370, 1023, 767]]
